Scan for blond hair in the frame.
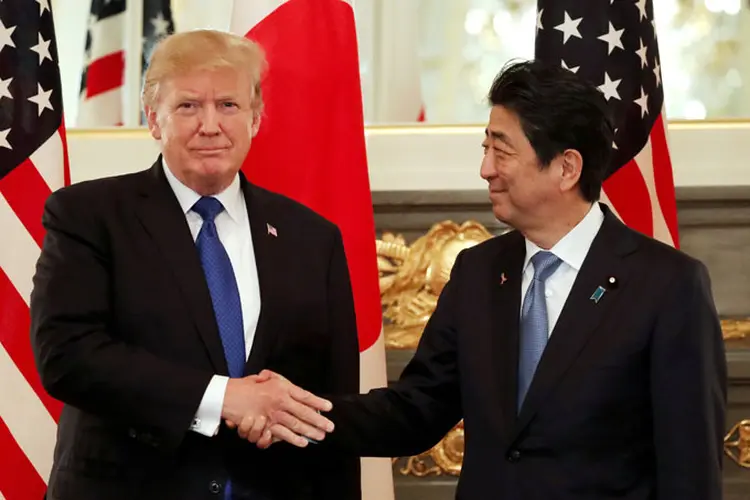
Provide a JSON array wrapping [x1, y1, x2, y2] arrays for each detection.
[[141, 29, 266, 115]]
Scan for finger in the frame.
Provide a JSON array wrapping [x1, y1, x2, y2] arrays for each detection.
[[256, 428, 273, 449], [268, 423, 309, 448], [246, 415, 267, 443], [272, 410, 326, 442], [237, 415, 255, 440], [288, 386, 332, 412], [225, 419, 237, 429], [281, 398, 335, 433]]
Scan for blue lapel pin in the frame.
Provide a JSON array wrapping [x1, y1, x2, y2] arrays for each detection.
[[590, 286, 606, 303]]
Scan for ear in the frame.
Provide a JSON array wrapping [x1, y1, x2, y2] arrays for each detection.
[[250, 113, 261, 137], [559, 149, 583, 193], [145, 106, 161, 140]]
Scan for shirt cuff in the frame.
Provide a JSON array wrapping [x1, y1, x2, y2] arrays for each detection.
[[189, 375, 229, 437]]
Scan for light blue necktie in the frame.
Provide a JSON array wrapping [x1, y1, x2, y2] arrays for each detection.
[[192, 197, 245, 500], [518, 251, 562, 411]]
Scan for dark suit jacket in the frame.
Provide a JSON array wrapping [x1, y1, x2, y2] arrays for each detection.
[[30, 159, 361, 500], [325, 204, 726, 500]]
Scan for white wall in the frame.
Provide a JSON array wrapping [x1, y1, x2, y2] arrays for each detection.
[[67, 123, 750, 190]]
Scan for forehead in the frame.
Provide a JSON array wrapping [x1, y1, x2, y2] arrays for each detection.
[[162, 67, 252, 99]]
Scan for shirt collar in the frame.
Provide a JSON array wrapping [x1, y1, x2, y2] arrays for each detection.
[[162, 157, 244, 223], [523, 202, 605, 273]]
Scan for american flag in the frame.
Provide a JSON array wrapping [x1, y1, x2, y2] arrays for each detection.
[[535, 0, 679, 247], [141, 0, 175, 123], [78, 0, 126, 126], [0, 0, 69, 497]]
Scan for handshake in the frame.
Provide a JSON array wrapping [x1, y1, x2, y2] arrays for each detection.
[[220, 370, 334, 449]]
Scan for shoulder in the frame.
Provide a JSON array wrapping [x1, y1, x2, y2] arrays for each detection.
[[455, 228, 522, 263], [45, 169, 149, 213]]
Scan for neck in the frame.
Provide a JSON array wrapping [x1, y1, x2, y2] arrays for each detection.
[[522, 200, 594, 250]]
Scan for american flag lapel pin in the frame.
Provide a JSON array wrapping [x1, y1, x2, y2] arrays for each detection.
[[266, 223, 277, 237], [500, 272, 507, 285]]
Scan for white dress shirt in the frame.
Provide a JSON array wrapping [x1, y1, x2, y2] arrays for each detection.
[[162, 161, 261, 436], [520, 203, 604, 336]]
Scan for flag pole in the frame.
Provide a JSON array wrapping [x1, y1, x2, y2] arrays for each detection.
[[124, 0, 144, 127]]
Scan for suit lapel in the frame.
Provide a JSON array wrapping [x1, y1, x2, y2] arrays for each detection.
[[241, 178, 283, 375], [134, 160, 228, 374], [490, 231, 526, 439], [510, 207, 639, 441]]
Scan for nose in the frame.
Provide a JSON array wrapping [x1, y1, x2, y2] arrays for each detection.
[[479, 149, 495, 181], [198, 104, 221, 136]]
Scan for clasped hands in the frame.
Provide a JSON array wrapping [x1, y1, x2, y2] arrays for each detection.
[[220, 369, 331, 449]]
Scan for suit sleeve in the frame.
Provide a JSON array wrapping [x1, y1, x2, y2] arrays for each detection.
[[650, 260, 727, 500], [30, 188, 213, 450], [322, 250, 465, 458], [313, 227, 362, 500]]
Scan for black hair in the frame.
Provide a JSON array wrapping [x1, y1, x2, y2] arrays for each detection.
[[487, 60, 615, 202]]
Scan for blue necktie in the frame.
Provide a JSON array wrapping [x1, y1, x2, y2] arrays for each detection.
[[192, 197, 246, 378], [518, 251, 562, 411]]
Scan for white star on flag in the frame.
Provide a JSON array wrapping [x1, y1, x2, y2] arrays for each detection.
[[31, 33, 52, 65], [0, 76, 11, 100], [561, 59, 580, 73], [635, 0, 648, 21], [653, 58, 661, 86], [597, 22, 624, 54], [554, 11, 582, 44], [0, 19, 16, 52], [598, 72, 622, 101], [36, 0, 50, 16], [0, 128, 11, 150], [151, 12, 170, 37], [28, 83, 54, 116], [635, 38, 648, 68], [634, 87, 649, 117]]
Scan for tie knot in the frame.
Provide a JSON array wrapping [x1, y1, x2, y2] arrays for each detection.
[[192, 196, 224, 222], [530, 251, 562, 282]]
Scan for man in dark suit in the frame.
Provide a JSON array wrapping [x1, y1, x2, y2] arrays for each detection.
[[259, 60, 727, 499], [29, 30, 360, 500]]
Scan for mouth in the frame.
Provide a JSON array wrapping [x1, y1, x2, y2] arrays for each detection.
[[193, 148, 229, 156]]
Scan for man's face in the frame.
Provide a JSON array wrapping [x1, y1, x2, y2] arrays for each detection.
[[480, 105, 562, 229], [146, 67, 260, 195]]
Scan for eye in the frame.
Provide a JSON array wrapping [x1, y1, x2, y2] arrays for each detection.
[[221, 101, 239, 108], [178, 102, 196, 109]]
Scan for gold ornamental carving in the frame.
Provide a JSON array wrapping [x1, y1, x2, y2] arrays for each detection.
[[725, 420, 750, 468], [377, 220, 494, 350], [377, 219, 750, 477]]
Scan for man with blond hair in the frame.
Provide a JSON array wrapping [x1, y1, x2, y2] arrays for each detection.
[[30, 29, 361, 500]]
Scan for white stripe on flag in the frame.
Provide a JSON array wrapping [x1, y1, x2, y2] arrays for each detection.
[[0, 489, 6, 499], [0, 194, 42, 306], [0, 344, 57, 482], [30, 130, 65, 193], [77, 87, 123, 126], [229, 0, 288, 34], [89, 12, 126, 61], [632, 133, 674, 247]]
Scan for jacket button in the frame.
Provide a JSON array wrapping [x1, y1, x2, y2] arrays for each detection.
[[507, 449, 521, 462], [208, 480, 221, 494], [128, 428, 137, 439]]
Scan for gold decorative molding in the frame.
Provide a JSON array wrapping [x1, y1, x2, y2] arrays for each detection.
[[725, 420, 750, 468], [377, 220, 494, 350], [378, 219, 750, 477]]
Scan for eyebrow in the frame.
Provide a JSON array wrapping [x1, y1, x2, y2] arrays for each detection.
[[485, 128, 515, 149]]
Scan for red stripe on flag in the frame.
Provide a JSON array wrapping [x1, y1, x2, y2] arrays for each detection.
[[0, 159, 52, 248], [0, 268, 63, 420], [602, 158, 654, 237], [245, 0, 382, 352], [85, 51, 125, 98], [59, 124, 71, 187], [649, 114, 679, 247], [0, 417, 47, 500]]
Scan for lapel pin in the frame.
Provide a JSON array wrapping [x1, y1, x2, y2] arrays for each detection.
[[606, 276, 618, 289], [500, 272, 507, 285], [590, 286, 606, 303], [266, 223, 277, 237]]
